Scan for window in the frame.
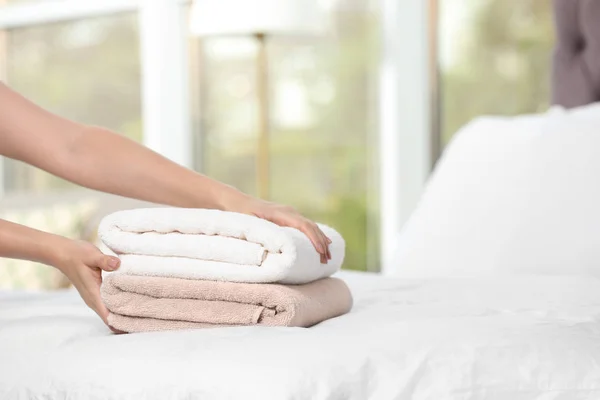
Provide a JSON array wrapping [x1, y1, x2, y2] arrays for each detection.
[[1, 0, 421, 274], [1, 13, 141, 193], [438, 0, 553, 145], [190, 0, 381, 271]]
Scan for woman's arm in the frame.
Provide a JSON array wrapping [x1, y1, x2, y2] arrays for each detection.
[[0, 83, 330, 261], [0, 218, 63, 266], [0, 81, 240, 210], [0, 219, 121, 326]]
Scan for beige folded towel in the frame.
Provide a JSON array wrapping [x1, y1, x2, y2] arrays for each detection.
[[101, 274, 353, 333]]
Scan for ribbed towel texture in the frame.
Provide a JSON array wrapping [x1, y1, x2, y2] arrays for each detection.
[[99, 208, 352, 333]]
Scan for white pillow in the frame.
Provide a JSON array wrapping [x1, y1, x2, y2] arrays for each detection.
[[392, 105, 600, 278]]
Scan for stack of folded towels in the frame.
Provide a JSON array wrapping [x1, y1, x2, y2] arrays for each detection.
[[98, 208, 353, 333]]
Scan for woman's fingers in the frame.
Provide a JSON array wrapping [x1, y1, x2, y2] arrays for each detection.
[[297, 220, 329, 263], [82, 285, 110, 327], [321, 231, 332, 260], [315, 228, 331, 261], [269, 206, 331, 263], [109, 326, 126, 334], [92, 290, 125, 333], [80, 261, 121, 332], [96, 303, 110, 326], [301, 221, 324, 253], [312, 226, 329, 263], [90, 289, 125, 333], [311, 222, 332, 261], [308, 223, 331, 263]]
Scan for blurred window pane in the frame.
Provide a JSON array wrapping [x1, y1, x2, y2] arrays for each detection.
[[190, 0, 380, 271], [439, 0, 553, 145], [2, 13, 141, 193]]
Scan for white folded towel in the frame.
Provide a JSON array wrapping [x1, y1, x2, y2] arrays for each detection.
[[98, 208, 344, 284]]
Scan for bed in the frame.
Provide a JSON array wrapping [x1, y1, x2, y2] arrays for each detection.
[[2, 271, 600, 399], [3, 0, 600, 399]]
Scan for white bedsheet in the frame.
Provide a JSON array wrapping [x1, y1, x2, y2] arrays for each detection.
[[1, 271, 600, 400]]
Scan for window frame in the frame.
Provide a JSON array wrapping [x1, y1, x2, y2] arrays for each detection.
[[0, 0, 140, 28], [378, 0, 433, 274]]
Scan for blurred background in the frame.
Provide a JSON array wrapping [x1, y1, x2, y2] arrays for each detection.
[[0, 0, 552, 288]]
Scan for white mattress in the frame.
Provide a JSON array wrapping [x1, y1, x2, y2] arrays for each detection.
[[1, 271, 600, 400]]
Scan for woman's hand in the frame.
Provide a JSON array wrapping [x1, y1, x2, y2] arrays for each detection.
[[0, 219, 122, 331], [51, 238, 122, 330], [233, 196, 332, 264]]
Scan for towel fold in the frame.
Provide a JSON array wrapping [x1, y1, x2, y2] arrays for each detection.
[[99, 208, 344, 284], [101, 274, 353, 333]]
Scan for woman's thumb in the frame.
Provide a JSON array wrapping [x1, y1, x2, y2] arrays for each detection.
[[99, 255, 121, 272]]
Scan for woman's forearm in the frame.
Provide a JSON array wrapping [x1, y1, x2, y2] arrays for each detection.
[[0, 219, 65, 266], [0, 218, 125, 327], [0, 83, 331, 264], [0, 83, 249, 212], [48, 126, 251, 211]]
